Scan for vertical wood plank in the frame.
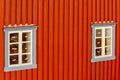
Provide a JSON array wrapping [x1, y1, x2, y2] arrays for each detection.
[[92, 0, 96, 80], [64, 0, 69, 79], [83, 0, 88, 79], [38, 0, 43, 80], [16, 0, 21, 24], [73, 0, 78, 79], [69, 0, 73, 80], [4, 0, 11, 79], [28, 0, 32, 23], [78, 0, 83, 80], [43, 0, 49, 80], [59, 0, 64, 79], [87, 0, 92, 79], [48, 0, 54, 80], [54, 0, 59, 79], [0, 0, 5, 79], [116, 0, 120, 80]]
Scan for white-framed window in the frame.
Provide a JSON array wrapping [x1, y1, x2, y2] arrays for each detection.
[[4, 26, 37, 72], [91, 23, 116, 62]]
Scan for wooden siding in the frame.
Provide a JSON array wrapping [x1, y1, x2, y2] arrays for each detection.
[[0, 0, 120, 80]]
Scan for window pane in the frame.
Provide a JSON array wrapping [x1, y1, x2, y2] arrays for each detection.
[[22, 32, 31, 41], [96, 38, 102, 47], [96, 29, 102, 37], [10, 44, 19, 54], [105, 47, 111, 55], [105, 28, 111, 37], [22, 54, 31, 63], [96, 48, 102, 56], [22, 43, 30, 53], [10, 33, 19, 43], [105, 38, 111, 46], [10, 55, 19, 65]]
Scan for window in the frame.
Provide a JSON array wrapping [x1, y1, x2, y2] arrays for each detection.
[[4, 26, 37, 72], [91, 23, 116, 62]]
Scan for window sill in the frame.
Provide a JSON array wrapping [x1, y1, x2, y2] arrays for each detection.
[[91, 56, 115, 62], [4, 64, 37, 72]]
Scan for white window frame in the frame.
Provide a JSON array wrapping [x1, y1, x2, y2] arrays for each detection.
[[91, 23, 116, 62], [4, 26, 37, 72]]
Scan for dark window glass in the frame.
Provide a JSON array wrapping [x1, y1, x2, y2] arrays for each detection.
[[22, 54, 31, 63], [22, 32, 31, 41], [22, 43, 30, 53], [96, 38, 102, 47], [10, 44, 19, 54], [10, 33, 19, 43], [96, 48, 102, 56], [96, 29, 102, 37], [10, 55, 19, 65]]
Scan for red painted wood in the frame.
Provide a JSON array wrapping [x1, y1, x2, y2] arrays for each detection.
[[54, 0, 59, 80], [73, 0, 78, 80], [78, 0, 83, 80], [69, 0, 73, 80], [38, 0, 43, 80], [48, 0, 54, 80], [0, 0, 120, 80], [87, 0, 92, 80], [59, 0, 64, 80]]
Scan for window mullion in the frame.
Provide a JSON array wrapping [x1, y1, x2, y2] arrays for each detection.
[[19, 31, 22, 65], [102, 28, 105, 57]]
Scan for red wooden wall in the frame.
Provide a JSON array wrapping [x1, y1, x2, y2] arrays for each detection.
[[0, 0, 120, 80]]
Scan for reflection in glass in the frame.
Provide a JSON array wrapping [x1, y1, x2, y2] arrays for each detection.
[[96, 29, 102, 37], [105, 38, 111, 46], [22, 54, 31, 63], [105, 47, 111, 55], [22, 43, 30, 53], [96, 48, 102, 56], [10, 55, 19, 65], [10, 33, 18, 43], [96, 38, 102, 47], [10, 44, 19, 54], [22, 32, 31, 41], [105, 28, 111, 37]]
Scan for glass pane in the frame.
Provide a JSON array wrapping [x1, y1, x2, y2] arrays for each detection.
[[22, 43, 30, 53], [22, 54, 31, 63], [96, 48, 102, 56], [10, 44, 19, 54], [105, 28, 111, 37], [10, 33, 18, 43], [105, 38, 111, 46], [96, 38, 102, 47], [10, 55, 19, 65], [105, 47, 111, 55], [22, 32, 31, 41], [96, 29, 102, 37]]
